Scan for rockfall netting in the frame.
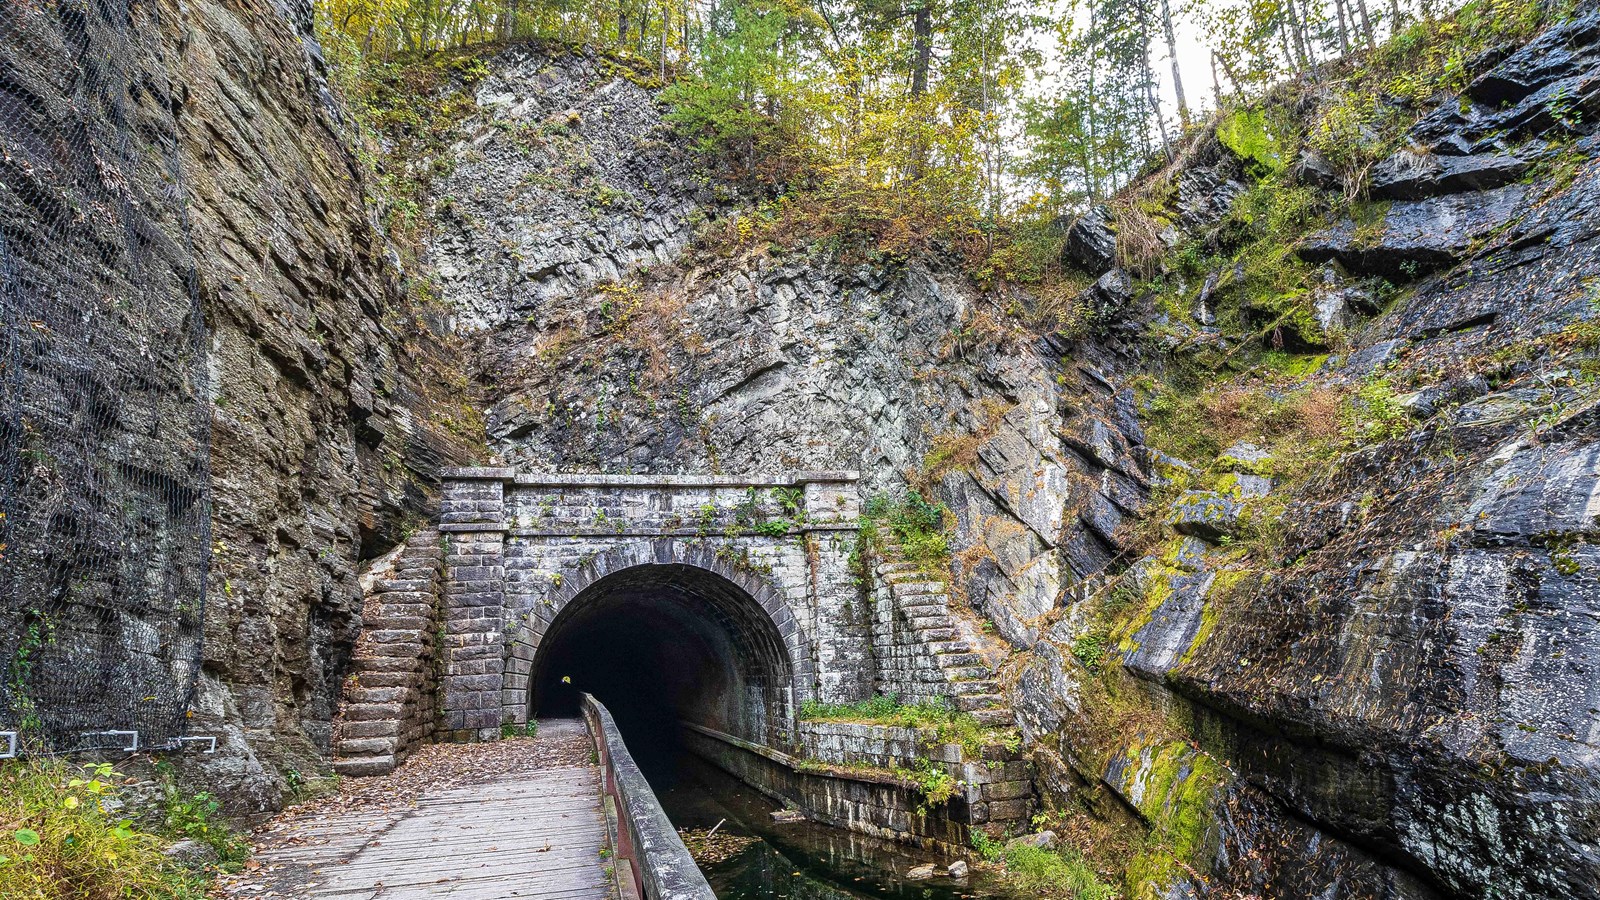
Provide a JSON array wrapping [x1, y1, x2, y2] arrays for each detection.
[[0, 0, 210, 754]]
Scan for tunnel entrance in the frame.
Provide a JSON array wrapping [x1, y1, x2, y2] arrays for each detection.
[[529, 563, 796, 766]]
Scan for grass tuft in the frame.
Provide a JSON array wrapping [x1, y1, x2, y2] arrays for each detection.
[[0, 755, 245, 898]]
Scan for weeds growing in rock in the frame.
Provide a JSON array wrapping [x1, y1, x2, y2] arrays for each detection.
[[0, 756, 242, 899], [1001, 844, 1117, 900]]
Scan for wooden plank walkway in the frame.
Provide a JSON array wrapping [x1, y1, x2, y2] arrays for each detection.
[[241, 720, 614, 900]]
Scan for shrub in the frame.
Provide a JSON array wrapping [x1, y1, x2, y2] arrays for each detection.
[[863, 492, 952, 570], [0, 757, 217, 898]]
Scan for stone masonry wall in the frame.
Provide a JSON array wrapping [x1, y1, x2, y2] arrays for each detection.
[[434, 470, 866, 740], [797, 722, 1034, 828]]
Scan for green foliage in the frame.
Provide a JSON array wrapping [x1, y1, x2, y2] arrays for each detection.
[[662, 0, 808, 171], [1345, 377, 1411, 444], [891, 759, 961, 812], [1071, 629, 1110, 674], [161, 778, 250, 869], [752, 519, 793, 537], [969, 827, 1004, 863], [798, 694, 1012, 758], [863, 492, 952, 570], [770, 486, 805, 518], [1002, 844, 1117, 900], [0, 757, 220, 898], [501, 722, 540, 738], [1216, 106, 1283, 177]]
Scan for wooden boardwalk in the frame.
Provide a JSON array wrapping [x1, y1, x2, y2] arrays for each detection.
[[246, 720, 614, 900]]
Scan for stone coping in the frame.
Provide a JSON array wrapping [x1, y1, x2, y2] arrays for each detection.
[[583, 695, 715, 900], [679, 722, 918, 789], [441, 468, 860, 486]]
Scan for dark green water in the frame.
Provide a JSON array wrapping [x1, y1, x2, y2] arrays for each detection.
[[647, 751, 1022, 900]]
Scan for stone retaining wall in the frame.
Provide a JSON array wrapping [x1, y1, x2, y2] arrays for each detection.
[[797, 722, 1034, 828], [686, 721, 1034, 852]]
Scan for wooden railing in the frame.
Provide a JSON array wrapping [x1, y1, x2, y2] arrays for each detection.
[[580, 694, 716, 900]]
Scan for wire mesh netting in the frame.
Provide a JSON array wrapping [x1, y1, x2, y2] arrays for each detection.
[[0, 0, 210, 753]]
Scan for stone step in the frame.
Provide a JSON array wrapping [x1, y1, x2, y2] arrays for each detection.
[[955, 693, 1005, 711], [944, 679, 1000, 696], [895, 600, 948, 615], [876, 561, 924, 575], [332, 754, 397, 777], [972, 709, 1014, 727], [905, 614, 955, 630], [931, 651, 983, 667], [888, 580, 947, 594], [918, 627, 957, 642], [939, 665, 993, 681], [927, 640, 979, 655]]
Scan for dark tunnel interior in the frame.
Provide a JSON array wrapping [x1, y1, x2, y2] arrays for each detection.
[[530, 564, 794, 777]]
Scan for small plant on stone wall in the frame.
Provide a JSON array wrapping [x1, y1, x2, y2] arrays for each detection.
[[753, 519, 792, 538], [771, 487, 805, 519], [969, 827, 1004, 863], [893, 759, 960, 813], [694, 503, 718, 535], [500, 722, 539, 739]]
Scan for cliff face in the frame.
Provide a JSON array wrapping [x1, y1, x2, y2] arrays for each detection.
[[1012, 15, 1600, 900], [2, 1, 1595, 894], [421, 46, 1138, 661], [0, 0, 470, 814], [419, 23, 1600, 900]]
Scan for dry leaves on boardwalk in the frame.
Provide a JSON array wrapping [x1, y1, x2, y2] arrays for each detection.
[[214, 724, 594, 898]]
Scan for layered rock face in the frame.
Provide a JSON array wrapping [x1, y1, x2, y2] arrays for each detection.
[[175, 1, 474, 813], [0, 0, 470, 813], [422, 46, 1136, 666], [1027, 16, 1600, 900], [3, 1, 1595, 893]]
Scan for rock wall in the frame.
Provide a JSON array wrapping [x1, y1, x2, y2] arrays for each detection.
[[1, 0, 474, 814], [1017, 14, 1600, 900]]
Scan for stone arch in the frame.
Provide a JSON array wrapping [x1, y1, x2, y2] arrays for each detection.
[[504, 539, 814, 746]]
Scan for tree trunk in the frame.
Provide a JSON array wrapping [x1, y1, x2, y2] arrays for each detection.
[[911, 3, 933, 97], [1159, 0, 1188, 125], [1353, 0, 1377, 49], [1286, 0, 1316, 68], [1085, 0, 1101, 201], [1334, 0, 1352, 55], [1214, 49, 1244, 98], [1137, 2, 1172, 157]]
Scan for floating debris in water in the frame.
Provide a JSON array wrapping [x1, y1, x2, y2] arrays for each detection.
[[678, 827, 758, 865]]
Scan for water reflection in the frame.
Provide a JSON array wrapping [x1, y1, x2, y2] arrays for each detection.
[[651, 750, 1019, 900]]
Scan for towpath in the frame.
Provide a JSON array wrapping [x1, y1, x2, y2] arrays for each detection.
[[215, 719, 613, 899]]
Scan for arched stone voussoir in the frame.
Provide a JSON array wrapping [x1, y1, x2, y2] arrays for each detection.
[[522, 538, 817, 713]]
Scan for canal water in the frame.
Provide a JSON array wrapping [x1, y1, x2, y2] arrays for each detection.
[[643, 750, 1025, 900]]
